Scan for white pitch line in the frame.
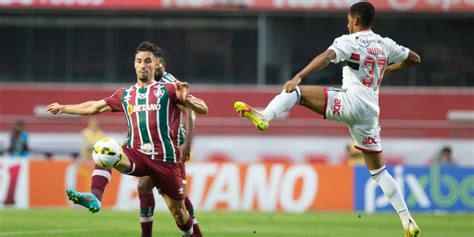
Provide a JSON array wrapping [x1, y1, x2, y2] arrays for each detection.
[[0, 229, 91, 236]]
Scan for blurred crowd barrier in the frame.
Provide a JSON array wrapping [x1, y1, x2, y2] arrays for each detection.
[[0, 86, 472, 165], [1, 159, 473, 213], [0, 86, 473, 137]]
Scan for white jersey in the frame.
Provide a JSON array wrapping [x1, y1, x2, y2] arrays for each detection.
[[325, 30, 409, 152], [328, 30, 409, 100]]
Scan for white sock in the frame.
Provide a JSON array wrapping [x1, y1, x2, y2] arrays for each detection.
[[261, 87, 301, 121], [370, 166, 412, 227]]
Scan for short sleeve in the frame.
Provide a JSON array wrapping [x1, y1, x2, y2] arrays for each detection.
[[385, 37, 410, 64], [165, 83, 184, 106], [104, 88, 125, 112], [328, 35, 353, 63]]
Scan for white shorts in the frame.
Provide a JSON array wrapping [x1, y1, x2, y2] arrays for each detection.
[[323, 86, 382, 153]]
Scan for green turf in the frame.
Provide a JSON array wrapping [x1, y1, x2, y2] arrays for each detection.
[[0, 209, 473, 236]]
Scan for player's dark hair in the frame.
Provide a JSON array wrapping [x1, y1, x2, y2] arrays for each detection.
[[156, 46, 166, 67], [349, 1, 375, 28], [136, 41, 167, 80], [136, 41, 164, 59], [154, 46, 166, 80]]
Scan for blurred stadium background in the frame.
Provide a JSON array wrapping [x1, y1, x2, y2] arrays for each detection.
[[0, 0, 473, 236]]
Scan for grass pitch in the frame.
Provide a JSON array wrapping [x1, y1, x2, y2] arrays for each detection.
[[0, 209, 473, 237]]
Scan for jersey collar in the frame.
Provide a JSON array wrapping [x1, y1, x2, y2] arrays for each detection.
[[135, 80, 158, 89]]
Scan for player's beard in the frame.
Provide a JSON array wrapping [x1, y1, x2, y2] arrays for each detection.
[[138, 71, 149, 82], [138, 75, 149, 82]]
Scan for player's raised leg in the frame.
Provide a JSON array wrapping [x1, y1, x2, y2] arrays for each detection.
[[234, 86, 326, 130], [234, 101, 268, 131], [66, 138, 134, 213], [66, 185, 102, 213], [363, 152, 420, 237]]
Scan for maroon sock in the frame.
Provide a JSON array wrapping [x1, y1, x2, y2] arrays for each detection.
[[177, 216, 193, 236], [90, 166, 111, 201], [193, 223, 202, 237], [184, 197, 202, 237], [184, 197, 194, 216], [140, 222, 153, 237], [139, 193, 155, 237]]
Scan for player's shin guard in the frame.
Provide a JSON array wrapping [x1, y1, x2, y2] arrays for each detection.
[[139, 193, 155, 237], [90, 165, 112, 201], [177, 216, 194, 237], [185, 197, 202, 237], [261, 87, 301, 121], [370, 166, 413, 227]]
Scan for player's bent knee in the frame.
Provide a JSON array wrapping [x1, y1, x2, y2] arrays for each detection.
[[298, 86, 326, 115], [137, 176, 154, 194], [114, 153, 131, 173], [171, 208, 188, 224]]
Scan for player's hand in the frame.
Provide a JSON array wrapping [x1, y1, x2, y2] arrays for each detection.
[[176, 81, 189, 102], [283, 76, 302, 93], [179, 143, 191, 163], [46, 103, 64, 115]]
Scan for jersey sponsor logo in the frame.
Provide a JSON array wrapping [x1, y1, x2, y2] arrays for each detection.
[[362, 137, 378, 145], [127, 103, 161, 115], [356, 37, 384, 48], [127, 104, 134, 115], [333, 98, 342, 115]]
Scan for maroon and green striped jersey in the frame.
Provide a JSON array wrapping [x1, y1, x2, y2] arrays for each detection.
[[104, 81, 183, 163]]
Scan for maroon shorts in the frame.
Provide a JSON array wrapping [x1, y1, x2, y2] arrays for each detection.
[[122, 147, 184, 201], [179, 163, 186, 181]]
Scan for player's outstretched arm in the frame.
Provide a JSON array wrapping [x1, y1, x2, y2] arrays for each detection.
[[47, 100, 111, 115], [185, 95, 208, 114], [284, 49, 336, 92], [176, 81, 208, 114], [385, 50, 421, 74]]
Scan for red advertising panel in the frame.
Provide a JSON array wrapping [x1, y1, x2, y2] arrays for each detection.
[[0, 0, 473, 12], [26, 160, 353, 212], [29, 160, 122, 207], [1, 86, 472, 138]]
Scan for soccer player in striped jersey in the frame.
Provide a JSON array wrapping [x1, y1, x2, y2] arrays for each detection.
[[135, 47, 207, 237], [47, 41, 199, 237], [234, 2, 421, 237]]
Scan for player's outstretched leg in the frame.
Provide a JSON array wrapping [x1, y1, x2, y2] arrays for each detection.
[[66, 189, 101, 213], [404, 218, 420, 237], [234, 101, 268, 131], [234, 87, 304, 131]]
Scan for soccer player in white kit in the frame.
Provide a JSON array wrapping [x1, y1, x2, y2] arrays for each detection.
[[234, 2, 421, 237]]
